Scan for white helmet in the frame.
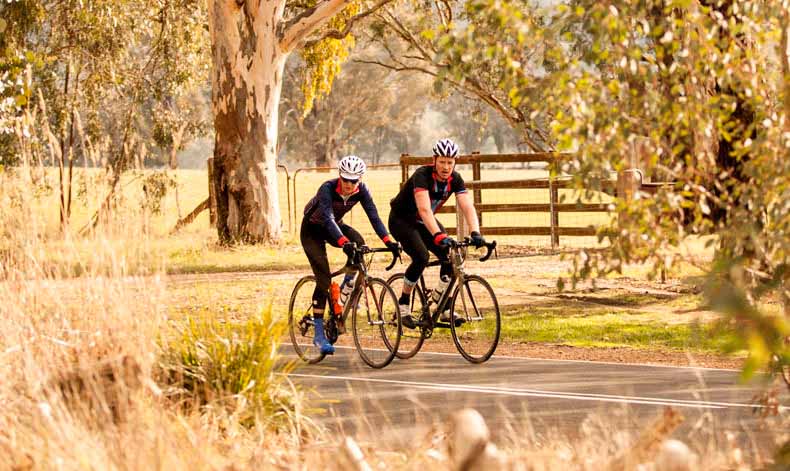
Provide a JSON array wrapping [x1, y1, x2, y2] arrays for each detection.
[[338, 155, 366, 180], [432, 138, 459, 158]]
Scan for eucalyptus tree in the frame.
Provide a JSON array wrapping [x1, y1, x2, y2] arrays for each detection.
[[206, 0, 398, 243], [443, 0, 790, 384]]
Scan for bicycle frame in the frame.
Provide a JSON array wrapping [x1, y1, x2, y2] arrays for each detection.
[[413, 240, 495, 335], [330, 245, 398, 325]]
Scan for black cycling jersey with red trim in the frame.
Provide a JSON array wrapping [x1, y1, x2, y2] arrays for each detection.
[[303, 178, 390, 245], [389, 165, 467, 222]]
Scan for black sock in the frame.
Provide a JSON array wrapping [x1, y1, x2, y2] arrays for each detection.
[[399, 293, 410, 305]]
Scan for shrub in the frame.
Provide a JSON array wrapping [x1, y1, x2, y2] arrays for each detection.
[[159, 306, 304, 430]]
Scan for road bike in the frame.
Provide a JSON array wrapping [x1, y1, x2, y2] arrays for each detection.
[[386, 238, 500, 363], [288, 243, 402, 368]]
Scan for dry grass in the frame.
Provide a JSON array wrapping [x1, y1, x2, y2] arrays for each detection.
[[0, 166, 314, 470]]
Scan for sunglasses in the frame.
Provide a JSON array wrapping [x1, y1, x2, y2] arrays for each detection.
[[340, 176, 360, 184]]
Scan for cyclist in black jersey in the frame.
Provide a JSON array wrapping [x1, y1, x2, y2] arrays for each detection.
[[301, 155, 399, 354], [389, 138, 486, 328]]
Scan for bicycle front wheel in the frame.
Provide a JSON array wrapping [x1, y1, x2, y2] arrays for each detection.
[[288, 276, 326, 364], [386, 273, 426, 359], [352, 277, 402, 368], [449, 275, 501, 363]]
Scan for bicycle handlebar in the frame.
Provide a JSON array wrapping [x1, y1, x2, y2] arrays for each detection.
[[449, 238, 498, 262], [344, 242, 402, 271]]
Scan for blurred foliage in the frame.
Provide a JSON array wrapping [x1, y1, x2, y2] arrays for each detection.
[[436, 0, 789, 384], [365, 0, 566, 150]]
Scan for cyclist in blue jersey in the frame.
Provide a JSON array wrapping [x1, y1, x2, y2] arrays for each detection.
[[388, 138, 486, 328], [301, 155, 400, 354]]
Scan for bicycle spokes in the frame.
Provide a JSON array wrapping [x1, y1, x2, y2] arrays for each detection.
[[461, 282, 485, 322], [288, 276, 326, 364], [351, 278, 401, 369], [450, 275, 501, 363]]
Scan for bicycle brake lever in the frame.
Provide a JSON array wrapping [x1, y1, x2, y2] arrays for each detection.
[[385, 251, 400, 271], [480, 241, 497, 262]]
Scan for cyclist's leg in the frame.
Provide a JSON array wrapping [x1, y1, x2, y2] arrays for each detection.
[[389, 213, 429, 328], [338, 223, 365, 247], [424, 222, 454, 320], [300, 221, 335, 354], [424, 221, 452, 279]]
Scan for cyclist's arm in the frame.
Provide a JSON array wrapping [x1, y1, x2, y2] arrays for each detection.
[[415, 190, 443, 235], [456, 192, 480, 233], [359, 184, 392, 242], [317, 184, 347, 245]]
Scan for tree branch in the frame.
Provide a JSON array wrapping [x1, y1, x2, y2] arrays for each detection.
[[170, 198, 209, 235], [354, 59, 440, 78], [302, 0, 397, 49], [279, 0, 353, 53], [382, 10, 434, 62]]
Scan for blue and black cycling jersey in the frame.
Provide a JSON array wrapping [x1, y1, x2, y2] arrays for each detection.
[[389, 165, 467, 222], [303, 178, 390, 245]]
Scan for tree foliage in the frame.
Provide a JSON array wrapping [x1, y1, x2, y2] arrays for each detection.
[[440, 0, 789, 382], [298, 2, 362, 114], [363, 0, 569, 151], [0, 0, 211, 227]]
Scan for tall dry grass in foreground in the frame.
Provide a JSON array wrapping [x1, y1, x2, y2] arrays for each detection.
[[0, 166, 314, 470], [1, 163, 788, 470]]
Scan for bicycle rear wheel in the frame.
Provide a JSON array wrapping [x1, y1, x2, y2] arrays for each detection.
[[386, 273, 426, 359], [288, 276, 326, 364], [449, 274, 500, 363], [352, 277, 401, 368]]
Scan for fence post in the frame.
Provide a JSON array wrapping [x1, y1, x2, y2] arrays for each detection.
[[277, 164, 291, 234], [292, 168, 303, 233], [207, 157, 217, 227], [616, 138, 643, 202], [549, 177, 559, 249], [471, 152, 482, 229], [400, 153, 409, 185]]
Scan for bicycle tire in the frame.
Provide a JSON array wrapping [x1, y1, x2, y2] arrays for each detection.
[[449, 274, 501, 363], [288, 275, 326, 364], [385, 273, 426, 359], [352, 277, 402, 368]]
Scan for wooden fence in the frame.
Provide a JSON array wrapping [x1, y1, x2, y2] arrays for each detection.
[[400, 153, 664, 249]]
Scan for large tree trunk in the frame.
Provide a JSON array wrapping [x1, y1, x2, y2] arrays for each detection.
[[207, 1, 286, 243], [207, 0, 358, 242]]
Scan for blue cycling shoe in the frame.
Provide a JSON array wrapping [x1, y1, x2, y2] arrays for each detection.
[[313, 317, 335, 355]]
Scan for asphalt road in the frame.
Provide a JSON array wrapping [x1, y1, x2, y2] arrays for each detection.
[[284, 346, 779, 445]]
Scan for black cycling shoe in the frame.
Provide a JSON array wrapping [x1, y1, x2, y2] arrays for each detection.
[[399, 304, 417, 329]]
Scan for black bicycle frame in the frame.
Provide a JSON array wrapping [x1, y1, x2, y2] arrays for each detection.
[[412, 239, 496, 329], [330, 245, 398, 323]]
